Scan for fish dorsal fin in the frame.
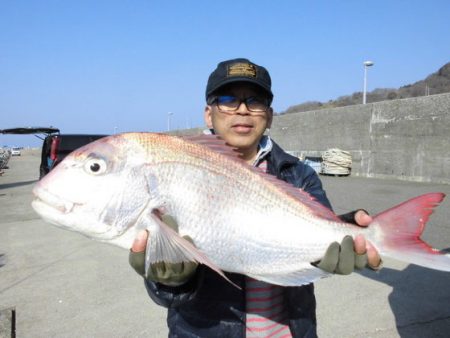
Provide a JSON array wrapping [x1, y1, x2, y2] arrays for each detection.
[[182, 134, 242, 159], [253, 169, 342, 222], [182, 134, 341, 223]]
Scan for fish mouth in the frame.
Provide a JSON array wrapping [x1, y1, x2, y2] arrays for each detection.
[[32, 185, 75, 215], [31, 186, 114, 238]]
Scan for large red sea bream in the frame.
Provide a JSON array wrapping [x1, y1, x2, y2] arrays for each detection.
[[32, 133, 450, 286]]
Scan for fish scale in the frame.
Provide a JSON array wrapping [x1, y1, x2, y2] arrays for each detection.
[[149, 150, 358, 274]]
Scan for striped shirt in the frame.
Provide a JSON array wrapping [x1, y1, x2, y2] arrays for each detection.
[[245, 159, 292, 338]]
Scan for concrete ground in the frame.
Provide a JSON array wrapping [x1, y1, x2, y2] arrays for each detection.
[[0, 151, 449, 337]]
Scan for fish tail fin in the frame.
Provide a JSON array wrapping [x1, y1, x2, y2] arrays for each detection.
[[372, 192, 450, 271]]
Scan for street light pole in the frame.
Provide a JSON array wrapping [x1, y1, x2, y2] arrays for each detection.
[[167, 112, 174, 132], [363, 60, 374, 104]]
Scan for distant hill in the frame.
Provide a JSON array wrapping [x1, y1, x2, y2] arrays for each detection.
[[280, 62, 450, 114]]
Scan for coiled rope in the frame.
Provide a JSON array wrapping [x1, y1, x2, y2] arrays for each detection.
[[321, 148, 352, 175]]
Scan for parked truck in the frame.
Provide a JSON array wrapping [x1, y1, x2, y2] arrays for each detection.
[[0, 127, 107, 179]]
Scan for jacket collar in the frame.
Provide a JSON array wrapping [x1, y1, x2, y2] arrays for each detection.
[[252, 135, 273, 166]]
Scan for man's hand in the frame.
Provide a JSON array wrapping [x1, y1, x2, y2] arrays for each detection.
[[129, 230, 148, 277], [353, 210, 383, 270], [314, 210, 382, 274], [129, 215, 198, 286]]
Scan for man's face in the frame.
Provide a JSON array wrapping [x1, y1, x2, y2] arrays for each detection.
[[204, 83, 273, 161]]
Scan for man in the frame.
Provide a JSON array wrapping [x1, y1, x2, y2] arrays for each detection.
[[130, 58, 381, 337]]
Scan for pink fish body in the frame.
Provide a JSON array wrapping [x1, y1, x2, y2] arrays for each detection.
[[32, 133, 450, 286]]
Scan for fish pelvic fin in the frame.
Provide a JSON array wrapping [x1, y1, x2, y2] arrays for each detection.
[[145, 211, 240, 288], [246, 265, 331, 286], [372, 192, 450, 271]]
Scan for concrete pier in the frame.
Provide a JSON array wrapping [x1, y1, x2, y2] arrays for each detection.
[[1, 149, 449, 337]]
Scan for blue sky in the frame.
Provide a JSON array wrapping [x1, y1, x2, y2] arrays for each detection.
[[1, 0, 449, 147]]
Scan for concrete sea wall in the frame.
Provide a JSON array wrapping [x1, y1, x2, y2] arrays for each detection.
[[270, 93, 450, 184]]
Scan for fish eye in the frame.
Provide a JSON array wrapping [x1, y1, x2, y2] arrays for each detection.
[[84, 158, 108, 175]]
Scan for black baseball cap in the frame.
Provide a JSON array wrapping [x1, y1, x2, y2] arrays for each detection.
[[205, 58, 273, 103]]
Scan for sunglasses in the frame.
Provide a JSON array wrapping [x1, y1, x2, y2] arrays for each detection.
[[208, 95, 270, 114]]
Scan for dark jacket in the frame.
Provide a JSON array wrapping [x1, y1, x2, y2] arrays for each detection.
[[145, 140, 332, 338]]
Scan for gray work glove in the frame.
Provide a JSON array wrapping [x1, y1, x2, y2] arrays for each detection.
[[313, 236, 368, 274], [129, 215, 198, 286]]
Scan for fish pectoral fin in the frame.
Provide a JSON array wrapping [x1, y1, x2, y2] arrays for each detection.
[[145, 211, 239, 288], [246, 265, 331, 286]]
